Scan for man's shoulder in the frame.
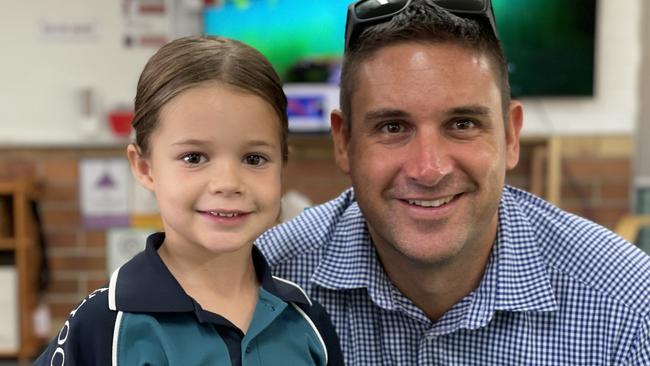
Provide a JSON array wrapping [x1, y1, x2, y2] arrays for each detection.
[[256, 188, 356, 267], [505, 186, 650, 314]]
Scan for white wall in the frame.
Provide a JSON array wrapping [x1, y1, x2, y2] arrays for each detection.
[[0, 0, 168, 145], [635, 0, 650, 187], [0, 0, 642, 145], [519, 0, 641, 136]]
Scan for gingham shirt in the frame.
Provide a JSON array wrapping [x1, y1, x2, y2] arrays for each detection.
[[256, 186, 650, 365]]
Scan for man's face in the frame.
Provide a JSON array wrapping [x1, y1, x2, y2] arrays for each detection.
[[331, 42, 523, 268]]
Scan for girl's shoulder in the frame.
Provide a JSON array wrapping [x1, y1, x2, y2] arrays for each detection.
[[33, 287, 117, 366]]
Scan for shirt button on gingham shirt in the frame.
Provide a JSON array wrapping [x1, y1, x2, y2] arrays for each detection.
[[256, 186, 650, 365]]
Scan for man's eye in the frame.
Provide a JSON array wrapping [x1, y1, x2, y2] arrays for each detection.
[[244, 154, 267, 166], [182, 153, 204, 165], [453, 120, 477, 130], [380, 122, 403, 133]]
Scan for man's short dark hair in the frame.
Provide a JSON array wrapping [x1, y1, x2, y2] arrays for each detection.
[[339, 0, 511, 123]]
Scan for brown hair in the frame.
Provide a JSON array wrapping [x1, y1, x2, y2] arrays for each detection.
[[340, 0, 511, 122], [132, 35, 288, 162]]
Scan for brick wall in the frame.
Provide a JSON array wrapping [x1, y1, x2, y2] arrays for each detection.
[[0, 135, 634, 332]]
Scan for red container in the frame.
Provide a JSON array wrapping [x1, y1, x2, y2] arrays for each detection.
[[109, 111, 134, 137]]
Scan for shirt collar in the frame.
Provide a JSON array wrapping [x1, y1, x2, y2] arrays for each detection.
[[310, 186, 559, 319], [108, 232, 310, 313], [311, 190, 398, 311], [490, 186, 558, 313]]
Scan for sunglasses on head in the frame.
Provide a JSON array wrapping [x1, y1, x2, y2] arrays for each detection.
[[344, 0, 498, 51]]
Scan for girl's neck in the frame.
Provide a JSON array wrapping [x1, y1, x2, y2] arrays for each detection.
[[158, 240, 258, 294], [158, 240, 261, 331]]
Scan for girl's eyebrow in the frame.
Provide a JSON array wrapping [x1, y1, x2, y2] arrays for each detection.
[[171, 139, 277, 148], [247, 140, 277, 148], [171, 138, 210, 147]]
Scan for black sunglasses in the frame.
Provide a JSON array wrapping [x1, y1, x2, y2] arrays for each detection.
[[345, 0, 498, 51]]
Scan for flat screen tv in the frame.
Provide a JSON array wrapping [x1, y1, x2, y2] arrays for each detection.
[[204, 0, 597, 98]]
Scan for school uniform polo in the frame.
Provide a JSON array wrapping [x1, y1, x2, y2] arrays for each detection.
[[34, 232, 344, 366]]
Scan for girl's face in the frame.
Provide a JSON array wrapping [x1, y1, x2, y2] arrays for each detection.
[[129, 83, 283, 258]]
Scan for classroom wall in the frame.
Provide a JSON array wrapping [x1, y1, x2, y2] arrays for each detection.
[[0, 0, 167, 144], [0, 0, 644, 143], [636, 0, 650, 188]]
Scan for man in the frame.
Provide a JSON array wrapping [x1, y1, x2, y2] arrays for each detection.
[[257, 0, 650, 364]]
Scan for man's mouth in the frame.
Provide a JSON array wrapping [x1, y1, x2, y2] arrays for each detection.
[[406, 195, 456, 208]]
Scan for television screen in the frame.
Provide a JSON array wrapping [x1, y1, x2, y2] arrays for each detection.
[[495, 0, 597, 96], [204, 0, 596, 98]]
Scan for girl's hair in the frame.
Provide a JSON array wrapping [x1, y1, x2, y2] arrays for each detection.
[[132, 35, 288, 162]]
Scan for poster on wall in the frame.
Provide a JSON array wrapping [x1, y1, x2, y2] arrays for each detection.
[[122, 0, 171, 48], [37, 0, 101, 43], [106, 228, 152, 274], [130, 177, 162, 229], [80, 158, 130, 228]]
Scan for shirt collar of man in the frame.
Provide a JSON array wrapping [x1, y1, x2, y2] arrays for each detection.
[[311, 187, 558, 328]]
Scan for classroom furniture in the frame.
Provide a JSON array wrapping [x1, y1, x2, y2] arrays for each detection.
[[0, 177, 43, 362], [615, 214, 650, 243]]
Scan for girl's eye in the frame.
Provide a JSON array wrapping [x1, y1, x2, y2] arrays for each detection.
[[244, 154, 267, 166], [380, 122, 403, 134], [182, 153, 205, 165]]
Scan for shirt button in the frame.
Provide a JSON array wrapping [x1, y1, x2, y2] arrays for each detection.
[[246, 345, 252, 353]]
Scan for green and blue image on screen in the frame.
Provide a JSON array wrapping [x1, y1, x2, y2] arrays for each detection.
[[204, 0, 596, 96]]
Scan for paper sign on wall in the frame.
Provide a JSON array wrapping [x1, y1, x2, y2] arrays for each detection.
[[80, 158, 130, 228], [106, 228, 152, 274]]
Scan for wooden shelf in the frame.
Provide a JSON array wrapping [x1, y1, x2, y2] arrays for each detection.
[[0, 350, 18, 358], [0, 237, 15, 250], [0, 177, 44, 362], [616, 214, 650, 243]]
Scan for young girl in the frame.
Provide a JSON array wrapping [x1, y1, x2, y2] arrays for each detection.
[[35, 36, 343, 366]]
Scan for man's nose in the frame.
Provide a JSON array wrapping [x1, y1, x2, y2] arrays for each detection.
[[402, 131, 453, 186]]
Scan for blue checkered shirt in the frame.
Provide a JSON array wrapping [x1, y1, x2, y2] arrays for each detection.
[[256, 186, 650, 365]]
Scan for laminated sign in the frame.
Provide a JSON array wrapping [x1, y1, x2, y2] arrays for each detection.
[[80, 158, 130, 228]]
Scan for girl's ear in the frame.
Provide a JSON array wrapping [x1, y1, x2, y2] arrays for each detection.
[[127, 144, 155, 191]]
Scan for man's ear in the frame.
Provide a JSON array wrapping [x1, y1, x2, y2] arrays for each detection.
[[127, 144, 155, 191], [330, 109, 351, 175], [505, 101, 524, 170]]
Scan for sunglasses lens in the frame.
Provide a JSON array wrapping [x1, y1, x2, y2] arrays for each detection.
[[354, 0, 409, 20], [432, 0, 487, 12]]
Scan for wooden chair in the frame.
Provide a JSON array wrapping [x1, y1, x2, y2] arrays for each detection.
[[615, 214, 650, 243]]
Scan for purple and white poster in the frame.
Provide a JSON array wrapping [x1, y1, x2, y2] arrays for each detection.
[[80, 158, 130, 228]]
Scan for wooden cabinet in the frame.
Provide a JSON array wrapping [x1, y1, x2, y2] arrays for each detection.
[[0, 178, 43, 361]]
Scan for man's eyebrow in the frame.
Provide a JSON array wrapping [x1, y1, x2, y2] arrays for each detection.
[[448, 105, 491, 116], [364, 108, 410, 121]]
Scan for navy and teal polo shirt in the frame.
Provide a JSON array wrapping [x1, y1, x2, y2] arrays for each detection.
[[34, 232, 344, 366]]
